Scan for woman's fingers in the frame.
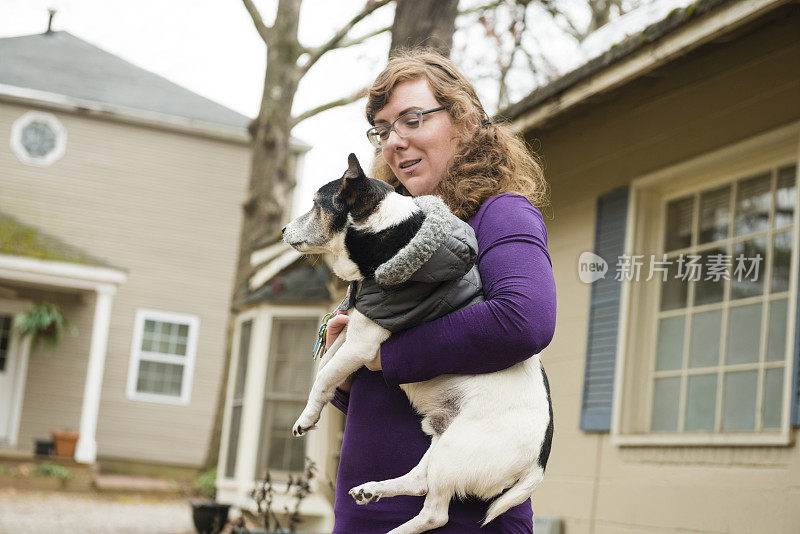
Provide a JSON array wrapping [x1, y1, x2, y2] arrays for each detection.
[[325, 312, 350, 349]]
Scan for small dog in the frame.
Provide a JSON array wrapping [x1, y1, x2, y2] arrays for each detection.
[[283, 154, 553, 534]]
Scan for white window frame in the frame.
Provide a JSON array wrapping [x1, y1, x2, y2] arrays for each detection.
[[10, 111, 67, 167], [612, 122, 800, 447], [126, 309, 199, 406], [216, 305, 332, 519]]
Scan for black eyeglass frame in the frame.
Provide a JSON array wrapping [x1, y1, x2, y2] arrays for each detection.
[[366, 106, 446, 148]]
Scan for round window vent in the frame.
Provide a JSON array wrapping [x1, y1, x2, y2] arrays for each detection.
[[11, 111, 67, 166]]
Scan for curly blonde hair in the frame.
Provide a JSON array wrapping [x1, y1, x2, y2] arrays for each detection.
[[366, 49, 549, 220]]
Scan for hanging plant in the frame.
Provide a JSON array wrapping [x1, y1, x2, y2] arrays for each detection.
[[14, 303, 77, 353]]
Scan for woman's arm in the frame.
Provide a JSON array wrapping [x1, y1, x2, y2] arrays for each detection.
[[380, 194, 556, 386]]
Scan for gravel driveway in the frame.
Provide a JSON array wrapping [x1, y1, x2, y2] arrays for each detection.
[[0, 488, 195, 534]]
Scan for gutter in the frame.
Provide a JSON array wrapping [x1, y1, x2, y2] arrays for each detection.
[[0, 83, 312, 152]]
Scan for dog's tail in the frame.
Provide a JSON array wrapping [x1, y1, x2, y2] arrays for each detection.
[[482, 465, 545, 526]]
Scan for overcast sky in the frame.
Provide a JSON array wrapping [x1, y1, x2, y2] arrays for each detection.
[[1, 0, 691, 215]]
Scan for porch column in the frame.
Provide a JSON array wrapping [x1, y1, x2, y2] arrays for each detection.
[[75, 284, 115, 464]]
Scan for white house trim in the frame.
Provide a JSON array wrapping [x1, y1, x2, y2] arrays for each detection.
[[0, 83, 312, 152], [125, 309, 200, 406], [512, 0, 789, 133], [0, 254, 127, 291], [0, 298, 33, 449], [75, 285, 115, 463], [217, 305, 333, 529]]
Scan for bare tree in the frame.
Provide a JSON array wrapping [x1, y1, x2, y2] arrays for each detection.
[[204, 0, 394, 469]]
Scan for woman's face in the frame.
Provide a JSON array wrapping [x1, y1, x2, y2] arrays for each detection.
[[374, 78, 457, 197]]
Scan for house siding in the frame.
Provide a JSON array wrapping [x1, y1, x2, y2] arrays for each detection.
[[0, 101, 250, 466], [522, 7, 800, 533]]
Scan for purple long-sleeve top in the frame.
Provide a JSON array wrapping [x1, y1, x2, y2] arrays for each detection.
[[331, 193, 557, 533]]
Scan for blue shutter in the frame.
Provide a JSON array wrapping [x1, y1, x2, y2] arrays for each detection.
[[580, 186, 629, 432]]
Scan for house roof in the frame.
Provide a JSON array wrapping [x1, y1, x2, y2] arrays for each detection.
[[0, 212, 115, 268], [241, 239, 333, 306], [501, 0, 760, 127], [0, 31, 250, 129]]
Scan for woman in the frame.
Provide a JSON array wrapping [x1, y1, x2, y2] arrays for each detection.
[[327, 49, 556, 533]]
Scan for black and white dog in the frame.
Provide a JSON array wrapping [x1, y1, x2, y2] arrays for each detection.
[[282, 154, 553, 534]]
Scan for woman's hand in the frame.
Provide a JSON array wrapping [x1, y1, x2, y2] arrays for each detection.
[[326, 311, 382, 377], [325, 312, 349, 350]]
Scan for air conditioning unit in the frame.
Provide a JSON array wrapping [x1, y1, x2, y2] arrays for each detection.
[[534, 515, 563, 534]]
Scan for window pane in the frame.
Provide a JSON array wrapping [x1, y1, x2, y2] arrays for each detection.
[[699, 186, 730, 244], [651, 377, 681, 431], [140, 318, 190, 357], [234, 320, 252, 397], [655, 316, 685, 371], [693, 247, 727, 305], [766, 299, 788, 362], [771, 231, 792, 293], [224, 405, 242, 478], [270, 319, 317, 395], [726, 303, 762, 365], [257, 400, 306, 476], [731, 237, 766, 299], [735, 172, 771, 236], [774, 165, 796, 228], [660, 259, 689, 311], [689, 310, 722, 368], [136, 360, 184, 396], [685, 374, 717, 431], [722, 370, 757, 431], [665, 197, 693, 251], [762, 367, 783, 429]]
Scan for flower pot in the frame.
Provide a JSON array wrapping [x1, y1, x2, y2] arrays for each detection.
[[190, 499, 230, 534], [51, 430, 79, 458]]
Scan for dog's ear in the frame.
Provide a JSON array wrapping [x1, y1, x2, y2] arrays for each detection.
[[336, 153, 367, 209], [343, 153, 366, 181]]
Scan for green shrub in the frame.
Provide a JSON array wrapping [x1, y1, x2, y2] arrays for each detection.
[[33, 461, 74, 481], [15, 303, 77, 352], [194, 468, 217, 498]]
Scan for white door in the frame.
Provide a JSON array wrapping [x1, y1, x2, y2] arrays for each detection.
[[0, 300, 31, 447]]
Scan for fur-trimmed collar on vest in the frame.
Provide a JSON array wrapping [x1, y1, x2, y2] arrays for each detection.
[[373, 195, 453, 287]]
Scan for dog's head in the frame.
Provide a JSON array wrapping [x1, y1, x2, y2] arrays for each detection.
[[282, 153, 394, 256]]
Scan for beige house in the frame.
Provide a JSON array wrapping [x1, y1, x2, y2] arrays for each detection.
[[0, 30, 309, 470], [501, 0, 800, 532]]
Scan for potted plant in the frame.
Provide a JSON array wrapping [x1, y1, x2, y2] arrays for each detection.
[[190, 468, 230, 534], [51, 428, 79, 458], [14, 302, 76, 353]]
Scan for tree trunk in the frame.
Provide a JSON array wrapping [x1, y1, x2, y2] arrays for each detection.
[[390, 0, 459, 56], [204, 0, 303, 469]]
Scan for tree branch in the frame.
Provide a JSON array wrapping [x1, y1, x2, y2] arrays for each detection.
[[291, 88, 368, 127], [241, 0, 273, 43], [337, 23, 392, 49], [300, 0, 393, 77], [459, 0, 505, 17]]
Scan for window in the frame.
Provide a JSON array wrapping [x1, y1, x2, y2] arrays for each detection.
[[615, 127, 799, 446], [127, 309, 199, 405], [224, 318, 251, 479], [652, 165, 795, 434], [255, 317, 317, 476], [10, 111, 67, 167]]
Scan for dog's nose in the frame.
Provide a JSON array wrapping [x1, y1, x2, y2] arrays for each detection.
[[281, 225, 286, 236]]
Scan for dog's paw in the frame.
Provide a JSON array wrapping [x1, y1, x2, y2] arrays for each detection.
[[349, 483, 381, 505], [291, 412, 319, 437], [291, 421, 317, 437]]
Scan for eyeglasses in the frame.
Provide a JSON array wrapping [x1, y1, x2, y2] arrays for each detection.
[[366, 106, 446, 148]]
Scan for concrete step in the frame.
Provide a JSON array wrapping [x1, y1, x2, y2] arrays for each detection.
[[91, 473, 183, 496]]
